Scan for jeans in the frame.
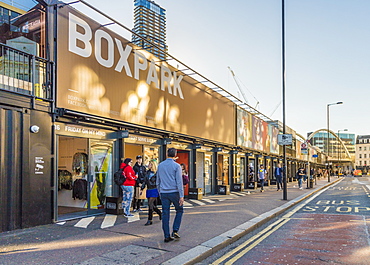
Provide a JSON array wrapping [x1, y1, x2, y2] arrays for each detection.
[[276, 176, 283, 190], [297, 178, 302, 188], [260, 179, 265, 190], [161, 192, 184, 238], [121, 185, 134, 215]]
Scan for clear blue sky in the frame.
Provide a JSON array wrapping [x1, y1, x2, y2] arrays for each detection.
[[14, 0, 370, 137]]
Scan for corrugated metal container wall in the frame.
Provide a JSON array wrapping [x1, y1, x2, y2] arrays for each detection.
[[0, 106, 27, 232]]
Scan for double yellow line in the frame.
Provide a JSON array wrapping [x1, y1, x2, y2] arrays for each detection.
[[212, 182, 337, 264], [211, 218, 290, 265]]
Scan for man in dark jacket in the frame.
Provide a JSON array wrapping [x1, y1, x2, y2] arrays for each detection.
[[132, 155, 146, 212]]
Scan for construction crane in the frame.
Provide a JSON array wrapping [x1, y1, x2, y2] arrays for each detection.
[[228, 66, 259, 109]]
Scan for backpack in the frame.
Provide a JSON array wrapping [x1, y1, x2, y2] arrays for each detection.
[[114, 166, 127, 186]]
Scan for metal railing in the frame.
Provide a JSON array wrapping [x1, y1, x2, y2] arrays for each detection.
[[0, 43, 53, 100]]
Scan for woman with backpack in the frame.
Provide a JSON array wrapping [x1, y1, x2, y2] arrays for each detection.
[[141, 159, 162, 225], [120, 158, 137, 217]]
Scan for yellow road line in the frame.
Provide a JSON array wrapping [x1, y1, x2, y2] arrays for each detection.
[[225, 219, 290, 265], [212, 184, 334, 264], [211, 218, 289, 265]]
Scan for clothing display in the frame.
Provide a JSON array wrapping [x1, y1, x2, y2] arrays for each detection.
[[58, 170, 73, 190], [72, 152, 88, 175], [72, 179, 87, 200]]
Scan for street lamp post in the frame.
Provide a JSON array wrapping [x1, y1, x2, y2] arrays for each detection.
[[337, 129, 348, 175], [327, 101, 343, 182]]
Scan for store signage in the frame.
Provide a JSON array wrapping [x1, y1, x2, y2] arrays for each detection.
[[55, 124, 107, 138], [312, 154, 318, 158], [212, 147, 223, 152], [34, 156, 44, 175], [200, 146, 213, 152], [68, 13, 184, 99], [127, 135, 157, 145], [106, 130, 129, 139], [278, 134, 292, 145]]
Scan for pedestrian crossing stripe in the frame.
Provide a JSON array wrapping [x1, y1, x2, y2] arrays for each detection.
[[183, 201, 193, 206], [60, 190, 254, 229], [189, 199, 206, 206], [127, 213, 140, 223], [202, 199, 215, 204], [101, 214, 117, 228], [74, 216, 95, 228]]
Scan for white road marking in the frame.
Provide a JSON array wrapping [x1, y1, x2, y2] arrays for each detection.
[[232, 192, 246, 196], [189, 199, 206, 206], [101, 214, 117, 229], [74, 216, 95, 228], [56, 221, 66, 225], [202, 199, 215, 204], [127, 213, 140, 223], [183, 201, 193, 207]]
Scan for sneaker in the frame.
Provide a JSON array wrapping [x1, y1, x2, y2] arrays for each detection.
[[138, 208, 143, 212], [171, 231, 180, 239], [133, 209, 137, 213], [299, 187, 303, 190], [164, 237, 174, 243], [126, 214, 134, 217]]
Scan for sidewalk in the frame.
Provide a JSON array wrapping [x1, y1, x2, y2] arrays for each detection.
[[0, 177, 342, 265]]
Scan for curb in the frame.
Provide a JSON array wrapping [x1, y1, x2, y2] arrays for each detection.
[[162, 178, 343, 265]]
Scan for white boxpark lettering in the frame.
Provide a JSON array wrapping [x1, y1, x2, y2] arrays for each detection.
[[68, 13, 184, 99]]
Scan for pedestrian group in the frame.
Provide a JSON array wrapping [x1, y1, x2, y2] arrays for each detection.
[[119, 148, 184, 242]]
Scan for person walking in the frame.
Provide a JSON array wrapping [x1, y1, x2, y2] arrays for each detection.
[[258, 165, 267, 192], [156, 148, 184, 243], [120, 158, 137, 217], [275, 163, 283, 191], [141, 159, 161, 226], [297, 167, 305, 189], [133, 155, 146, 212]]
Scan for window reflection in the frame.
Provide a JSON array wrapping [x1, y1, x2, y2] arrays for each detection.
[[0, 1, 46, 58]]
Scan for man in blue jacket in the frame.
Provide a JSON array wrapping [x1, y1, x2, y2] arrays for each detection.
[[156, 148, 184, 243], [275, 163, 283, 191]]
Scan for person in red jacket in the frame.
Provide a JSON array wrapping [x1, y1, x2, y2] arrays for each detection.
[[120, 158, 137, 217]]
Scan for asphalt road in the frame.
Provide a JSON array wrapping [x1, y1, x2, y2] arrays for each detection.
[[199, 175, 370, 265]]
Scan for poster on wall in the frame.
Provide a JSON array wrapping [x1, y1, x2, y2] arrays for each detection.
[[56, 6, 235, 145], [296, 140, 302, 159], [237, 108, 253, 148], [269, 124, 279, 154], [252, 115, 263, 151]]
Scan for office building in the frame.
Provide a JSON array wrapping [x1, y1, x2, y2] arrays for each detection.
[[132, 0, 167, 60], [355, 135, 370, 174]]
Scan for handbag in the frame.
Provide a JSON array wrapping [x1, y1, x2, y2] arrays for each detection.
[[135, 187, 147, 199]]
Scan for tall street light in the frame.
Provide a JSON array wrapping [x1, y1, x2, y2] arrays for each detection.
[[327, 101, 343, 182], [337, 128, 348, 175]]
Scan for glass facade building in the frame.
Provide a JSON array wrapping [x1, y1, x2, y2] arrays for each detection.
[[308, 132, 355, 160], [132, 0, 167, 60]]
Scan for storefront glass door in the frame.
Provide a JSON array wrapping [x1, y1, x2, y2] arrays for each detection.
[[88, 140, 113, 215], [57, 136, 113, 220]]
